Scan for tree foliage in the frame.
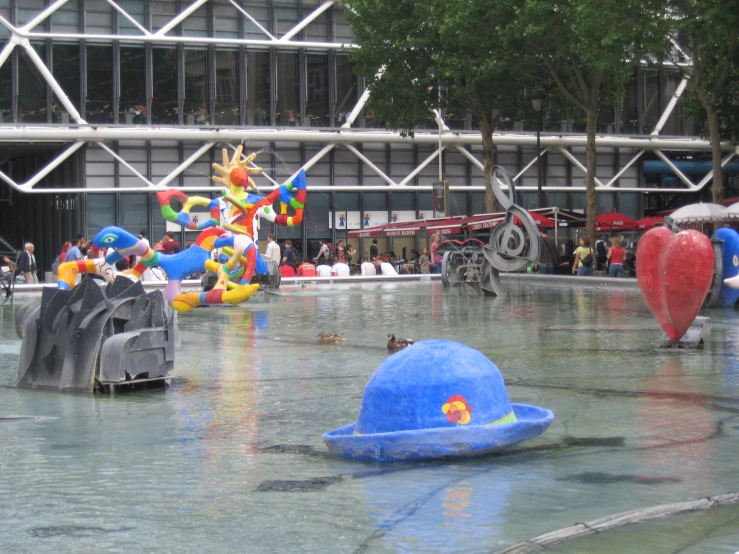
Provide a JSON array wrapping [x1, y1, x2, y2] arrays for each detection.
[[674, 0, 739, 204], [516, 0, 670, 244], [344, 0, 537, 212]]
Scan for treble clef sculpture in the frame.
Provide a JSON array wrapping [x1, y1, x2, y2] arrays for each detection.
[[480, 166, 541, 296]]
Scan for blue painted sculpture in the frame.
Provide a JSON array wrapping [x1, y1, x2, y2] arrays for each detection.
[[716, 228, 739, 307], [324, 340, 554, 462]]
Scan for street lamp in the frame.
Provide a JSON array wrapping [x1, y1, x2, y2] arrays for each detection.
[[531, 84, 547, 208]]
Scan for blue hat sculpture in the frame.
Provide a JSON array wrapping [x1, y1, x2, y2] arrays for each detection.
[[324, 340, 554, 462]]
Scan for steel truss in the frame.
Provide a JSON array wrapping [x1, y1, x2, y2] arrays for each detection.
[[0, 0, 734, 196]]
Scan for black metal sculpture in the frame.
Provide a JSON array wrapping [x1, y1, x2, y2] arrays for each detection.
[[15, 276, 175, 393]]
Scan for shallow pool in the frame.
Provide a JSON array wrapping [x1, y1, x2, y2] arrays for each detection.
[[1, 280, 738, 553]]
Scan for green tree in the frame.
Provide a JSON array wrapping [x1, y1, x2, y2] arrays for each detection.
[[517, 0, 670, 243], [675, 0, 739, 204], [343, 0, 536, 213]]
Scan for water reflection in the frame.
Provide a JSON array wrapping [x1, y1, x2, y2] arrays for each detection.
[[635, 357, 718, 501]]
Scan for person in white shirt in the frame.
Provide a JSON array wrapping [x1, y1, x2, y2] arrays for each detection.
[[375, 259, 398, 276], [265, 233, 281, 263], [331, 260, 350, 277], [360, 253, 376, 276], [316, 263, 332, 277]]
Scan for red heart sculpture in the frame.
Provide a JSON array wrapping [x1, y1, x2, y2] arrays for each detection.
[[636, 228, 714, 342]]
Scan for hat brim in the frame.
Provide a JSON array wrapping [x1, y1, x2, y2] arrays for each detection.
[[323, 404, 554, 462]]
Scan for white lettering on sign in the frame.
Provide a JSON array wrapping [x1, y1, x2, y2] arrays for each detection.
[[387, 229, 417, 236]]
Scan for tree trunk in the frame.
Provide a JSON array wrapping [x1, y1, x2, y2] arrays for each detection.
[[477, 111, 499, 213], [585, 107, 598, 248], [705, 101, 724, 204]]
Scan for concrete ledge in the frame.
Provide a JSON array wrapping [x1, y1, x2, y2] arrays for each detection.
[[3, 272, 638, 294]]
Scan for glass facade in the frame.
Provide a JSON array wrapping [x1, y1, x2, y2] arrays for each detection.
[[0, 0, 712, 258]]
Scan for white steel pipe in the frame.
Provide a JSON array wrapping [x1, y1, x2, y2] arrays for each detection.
[[98, 142, 154, 187], [104, 0, 151, 36], [2, 183, 711, 194], [557, 147, 605, 187], [0, 127, 730, 151], [654, 149, 697, 189], [17, 141, 86, 190], [651, 78, 689, 136], [21, 39, 85, 123], [156, 142, 214, 188], [227, 0, 277, 41], [281, 0, 336, 41], [604, 150, 644, 187], [343, 144, 398, 186], [399, 146, 445, 186], [155, 0, 209, 36], [20, 0, 69, 32], [20, 30, 356, 50]]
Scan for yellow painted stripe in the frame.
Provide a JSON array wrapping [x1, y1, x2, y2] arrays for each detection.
[[484, 410, 517, 426]]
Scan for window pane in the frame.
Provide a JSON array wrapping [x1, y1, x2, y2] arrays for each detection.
[[118, 0, 145, 35], [274, 6, 298, 38], [51, 0, 79, 33], [214, 49, 240, 125], [87, 45, 113, 123], [151, 194, 167, 241], [119, 193, 149, 234], [335, 192, 359, 211], [246, 50, 269, 126], [306, 54, 329, 127], [87, 194, 116, 237], [363, 192, 387, 211], [18, 43, 47, 123], [450, 192, 467, 216], [184, 49, 209, 124], [391, 192, 414, 211], [596, 192, 616, 214], [304, 192, 329, 239], [277, 53, 299, 126], [335, 54, 356, 126], [182, 3, 208, 37], [620, 192, 640, 219], [0, 54, 9, 121], [120, 46, 146, 124], [471, 191, 486, 214], [152, 47, 178, 124], [52, 44, 80, 124]]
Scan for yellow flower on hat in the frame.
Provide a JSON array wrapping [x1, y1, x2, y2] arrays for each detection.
[[442, 395, 472, 425]]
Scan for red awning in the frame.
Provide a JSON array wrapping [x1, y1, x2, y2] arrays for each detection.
[[513, 212, 556, 229], [424, 217, 467, 235], [595, 212, 638, 232], [635, 216, 664, 230]]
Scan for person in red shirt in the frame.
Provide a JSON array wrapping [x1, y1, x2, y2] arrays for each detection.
[[279, 263, 296, 278], [296, 258, 317, 277], [607, 236, 626, 278]]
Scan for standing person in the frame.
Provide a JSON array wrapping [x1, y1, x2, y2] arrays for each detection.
[[265, 234, 281, 263], [296, 257, 317, 277], [360, 253, 376, 276], [161, 231, 181, 254], [607, 236, 626, 278], [430, 234, 443, 274], [59, 241, 71, 263], [313, 239, 330, 264], [335, 240, 346, 262], [282, 240, 298, 269], [538, 229, 558, 275], [418, 247, 432, 274], [572, 236, 595, 276], [65, 234, 85, 263], [596, 238, 609, 271], [18, 243, 37, 284], [369, 239, 379, 261], [345, 243, 355, 270]]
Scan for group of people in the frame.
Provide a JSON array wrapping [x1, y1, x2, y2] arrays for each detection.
[[572, 236, 629, 277]]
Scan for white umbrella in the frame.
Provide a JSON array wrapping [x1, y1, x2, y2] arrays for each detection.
[[669, 202, 726, 223], [723, 201, 739, 220]]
